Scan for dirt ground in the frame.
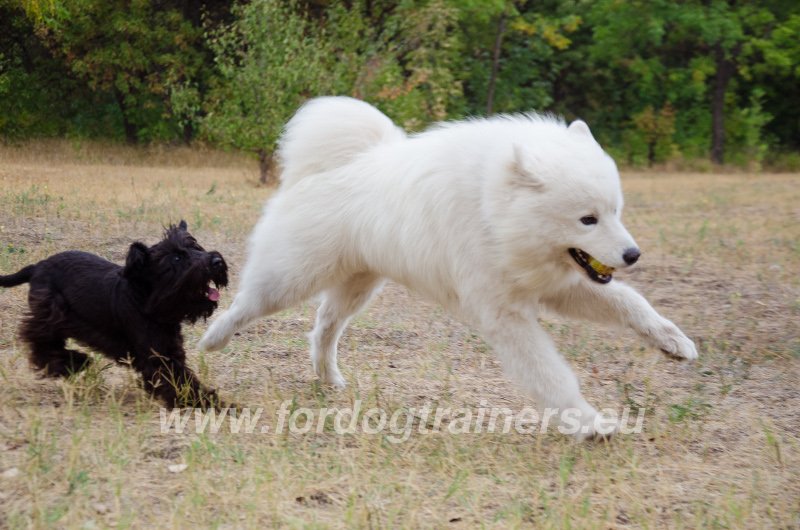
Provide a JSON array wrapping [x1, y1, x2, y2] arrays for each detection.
[[0, 145, 798, 528]]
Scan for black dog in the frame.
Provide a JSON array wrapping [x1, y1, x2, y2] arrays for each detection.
[[0, 221, 229, 409]]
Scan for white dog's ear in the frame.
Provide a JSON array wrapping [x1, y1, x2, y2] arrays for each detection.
[[510, 144, 545, 190], [568, 120, 596, 142]]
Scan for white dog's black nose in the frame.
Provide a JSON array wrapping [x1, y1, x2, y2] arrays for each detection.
[[623, 247, 641, 265]]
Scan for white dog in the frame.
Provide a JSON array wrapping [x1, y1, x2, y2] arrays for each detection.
[[200, 97, 697, 439]]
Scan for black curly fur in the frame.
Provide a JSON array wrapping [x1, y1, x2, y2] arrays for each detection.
[[1, 221, 229, 409]]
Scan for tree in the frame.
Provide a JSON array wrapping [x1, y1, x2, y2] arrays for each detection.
[[322, 0, 464, 130], [740, 9, 800, 154], [1, 0, 123, 139], [457, 0, 583, 118], [202, 0, 330, 184], [32, 0, 210, 143], [3, 0, 799, 165], [369, 0, 463, 129], [586, 0, 792, 165]]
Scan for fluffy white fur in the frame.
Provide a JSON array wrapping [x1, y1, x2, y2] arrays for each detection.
[[200, 96, 697, 439]]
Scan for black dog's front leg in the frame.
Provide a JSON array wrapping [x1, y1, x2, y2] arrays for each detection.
[[133, 347, 221, 410]]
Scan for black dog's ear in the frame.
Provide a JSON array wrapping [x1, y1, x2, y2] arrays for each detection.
[[178, 220, 188, 231], [124, 242, 150, 280]]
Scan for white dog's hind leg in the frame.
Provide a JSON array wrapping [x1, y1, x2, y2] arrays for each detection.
[[310, 273, 385, 388], [480, 311, 617, 440], [199, 258, 337, 352], [199, 287, 270, 352]]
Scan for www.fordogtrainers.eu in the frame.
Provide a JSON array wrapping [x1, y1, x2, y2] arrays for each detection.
[[160, 401, 646, 442]]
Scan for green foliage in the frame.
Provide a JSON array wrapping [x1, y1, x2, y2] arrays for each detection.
[[0, 1, 115, 139], [458, 1, 584, 115], [317, 0, 463, 131], [724, 88, 771, 168], [0, 0, 798, 167], [625, 105, 678, 166], [201, 0, 464, 182], [584, 0, 799, 164], [31, 0, 209, 142], [18, 0, 55, 21], [358, 0, 463, 130], [201, 0, 330, 160]]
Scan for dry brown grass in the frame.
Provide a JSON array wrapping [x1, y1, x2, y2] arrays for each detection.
[[0, 143, 798, 528]]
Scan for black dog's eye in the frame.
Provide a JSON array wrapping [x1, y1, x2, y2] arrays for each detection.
[[173, 255, 183, 263], [580, 215, 598, 226]]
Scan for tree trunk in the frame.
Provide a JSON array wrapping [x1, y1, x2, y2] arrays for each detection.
[[258, 149, 276, 186], [114, 89, 138, 144], [486, 12, 507, 115], [182, 122, 194, 145], [711, 44, 734, 165]]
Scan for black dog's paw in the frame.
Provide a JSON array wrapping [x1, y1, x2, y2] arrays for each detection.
[[37, 350, 93, 378], [172, 388, 237, 412]]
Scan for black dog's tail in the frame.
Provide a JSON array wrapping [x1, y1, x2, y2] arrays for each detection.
[[0, 264, 35, 287]]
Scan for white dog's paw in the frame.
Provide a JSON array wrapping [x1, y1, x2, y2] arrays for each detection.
[[198, 316, 235, 351], [573, 413, 619, 442], [557, 405, 618, 441], [316, 364, 346, 389], [321, 370, 347, 389], [311, 355, 347, 389], [646, 319, 698, 361], [198, 332, 227, 352]]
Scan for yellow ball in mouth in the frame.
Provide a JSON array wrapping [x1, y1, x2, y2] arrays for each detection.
[[568, 248, 615, 284], [588, 257, 615, 276]]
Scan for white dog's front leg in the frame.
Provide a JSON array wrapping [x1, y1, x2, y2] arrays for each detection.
[[480, 312, 617, 440], [542, 280, 697, 360]]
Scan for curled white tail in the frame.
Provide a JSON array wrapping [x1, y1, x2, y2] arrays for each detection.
[[277, 96, 406, 190]]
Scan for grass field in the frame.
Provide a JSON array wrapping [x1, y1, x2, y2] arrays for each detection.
[[0, 143, 798, 528]]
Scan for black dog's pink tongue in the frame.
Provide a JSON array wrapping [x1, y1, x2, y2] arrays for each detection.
[[207, 287, 220, 301]]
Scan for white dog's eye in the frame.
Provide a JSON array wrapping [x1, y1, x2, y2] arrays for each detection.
[[580, 215, 598, 225]]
